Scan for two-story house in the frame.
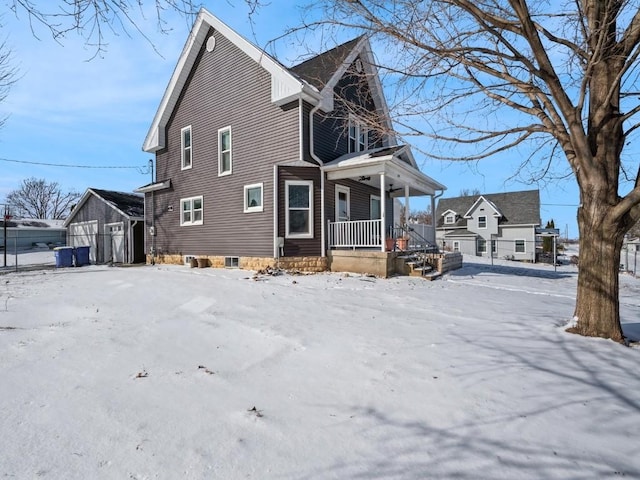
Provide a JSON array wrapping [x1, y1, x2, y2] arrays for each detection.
[[136, 8, 446, 276], [435, 190, 541, 261]]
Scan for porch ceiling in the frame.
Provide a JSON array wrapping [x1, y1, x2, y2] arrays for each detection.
[[321, 146, 446, 197]]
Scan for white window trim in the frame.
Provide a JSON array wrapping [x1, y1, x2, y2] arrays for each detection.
[[445, 214, 455, 224], [478, 215, 487, 229], [218, 126, 232, 176], [515, 239, 526, 253], [370, 194, 381, 220], [335, 185, 350, 222], [348, 114, 368, 153], [181, 125, 192, 170], [244, 183, 264, 213], [453, 240, 460, 252], [285, 180, 313, 239], [477, 238, 487, 253], [180, 195, 203, 226]]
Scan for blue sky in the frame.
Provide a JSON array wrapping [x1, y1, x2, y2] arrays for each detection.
[[0, 1, 580, 238]]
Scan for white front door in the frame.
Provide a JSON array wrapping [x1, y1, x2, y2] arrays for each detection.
[[104, 222, 125, 263], [335, 185, 350, 222]]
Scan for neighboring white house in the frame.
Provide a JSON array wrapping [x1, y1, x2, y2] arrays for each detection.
[[435, 190, 541, 261]]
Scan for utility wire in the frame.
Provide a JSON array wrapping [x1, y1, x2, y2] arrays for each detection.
[[0, 157, 145, 169]]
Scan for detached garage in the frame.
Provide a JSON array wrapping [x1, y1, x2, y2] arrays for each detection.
[[64, 188, 145, 264]]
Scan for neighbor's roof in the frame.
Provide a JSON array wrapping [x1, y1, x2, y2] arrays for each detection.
[[90, 189, 145, 218], [64, 188, 144, 227], [436, 190, 540, 228]]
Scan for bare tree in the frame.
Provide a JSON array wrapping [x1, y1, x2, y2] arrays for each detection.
[[302, 0, 640, 342], [459, 188, 482, 197], [6, 1, 207, 56], [5, 178, 80, 219]]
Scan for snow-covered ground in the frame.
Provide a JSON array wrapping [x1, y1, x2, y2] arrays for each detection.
[[1, 255, 639, 479]]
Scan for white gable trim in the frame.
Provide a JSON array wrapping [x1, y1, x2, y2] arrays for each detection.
[[463, 195, 503, 219], [143, 8, 320, 153]]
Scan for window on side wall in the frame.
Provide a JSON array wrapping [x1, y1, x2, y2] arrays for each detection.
[[244, 183, 263, 213], [515, 239, 526, 253], [218, 126, 232, 176], [478, 216, 487, 228], [180, 196, 203, 226], [370, 195, 381, 220], [181, 126, 192, 170], [285, 180, 313, 238], [453, 241, 460, 252], [348, 115, 368, 153], [477, 238, 486, 253]]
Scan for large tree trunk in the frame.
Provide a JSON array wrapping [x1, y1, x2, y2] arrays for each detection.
[[568, 197, 625, 343]]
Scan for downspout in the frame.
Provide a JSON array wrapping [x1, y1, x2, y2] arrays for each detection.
[[433, 189, 445, 247], [308, 102, 326, 257], [273, 164, 278, 259], [131, 220, 138, 264]]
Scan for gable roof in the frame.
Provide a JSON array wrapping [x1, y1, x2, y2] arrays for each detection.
[[290, 37, 363, 90], [143, 8, 394, 152], [463, 195, 503, 218], [143, 8, 321, 153], [436, 190, 540, 228], [64, 188, 144, 227]]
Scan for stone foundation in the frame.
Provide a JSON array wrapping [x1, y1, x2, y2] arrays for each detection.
[[146, 254, 327, 273]]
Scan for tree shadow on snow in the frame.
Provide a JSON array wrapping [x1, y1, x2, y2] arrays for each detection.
[[292, 329, 640, 480]]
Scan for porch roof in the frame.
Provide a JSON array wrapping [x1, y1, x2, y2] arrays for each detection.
[[321, 146, 446, 197]]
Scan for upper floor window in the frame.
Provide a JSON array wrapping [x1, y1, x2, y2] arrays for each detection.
[[515, 239, 526, 253], [348, 115, 368, 153], [244, 183, 263, 213], [181, 126, 192, 170], [478, 216, 487, 229], [180, 196, 203, 226], [285, 180, 313, 238], [218, 126, 232, 176], [445, 214, 455, 224]]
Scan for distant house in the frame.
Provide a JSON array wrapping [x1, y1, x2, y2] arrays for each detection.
[[435, 190, 541, 261], [63, 188, 145, 264], [136, 8, 446, 277], [0, 218, 66, 250]]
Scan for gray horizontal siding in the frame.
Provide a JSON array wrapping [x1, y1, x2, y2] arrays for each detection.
[[151, 27, 300, 258]]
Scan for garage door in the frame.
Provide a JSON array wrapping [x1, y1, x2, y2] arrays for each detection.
[[69, 221, 98, 263]]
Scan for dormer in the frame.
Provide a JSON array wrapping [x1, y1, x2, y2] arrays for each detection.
[[441, 209, 458, 225]]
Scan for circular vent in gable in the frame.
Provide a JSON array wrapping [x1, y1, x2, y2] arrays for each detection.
[[206, 35, 216, 52]]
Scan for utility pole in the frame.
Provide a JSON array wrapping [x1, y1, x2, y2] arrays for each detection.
[[3, 204, 10, 268]]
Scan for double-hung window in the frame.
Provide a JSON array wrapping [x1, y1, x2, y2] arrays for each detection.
[[477, 238, 487, 253], [515, 239, 526, 253], [181, 126, 192, 170], [180, 196, 203, 226], [445, 214, 455, 224], [348, 115, 368, 153], [244, 183, 263, 213], [218, 126, 232, 176], [285, 180, 313, 238], [478, 216, 487, 229]]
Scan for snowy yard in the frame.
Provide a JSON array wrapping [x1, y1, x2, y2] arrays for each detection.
[[1, 257, 639, 479]]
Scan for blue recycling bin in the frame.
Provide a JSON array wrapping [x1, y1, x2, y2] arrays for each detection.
[[54, 246, 74, 268], [74, 246, 91, 267]]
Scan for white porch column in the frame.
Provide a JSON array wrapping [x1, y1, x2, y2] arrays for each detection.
[[380, 172, 386, 252], [404, 185, 410, 225]]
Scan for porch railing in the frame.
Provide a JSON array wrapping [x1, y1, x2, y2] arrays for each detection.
[[328, 219, 383, 248]]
